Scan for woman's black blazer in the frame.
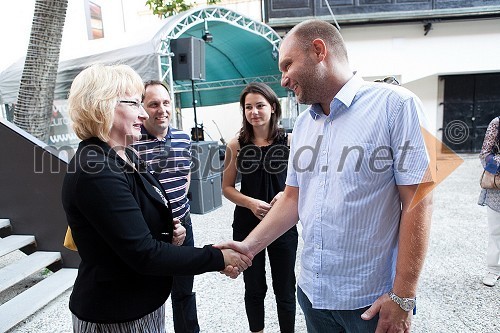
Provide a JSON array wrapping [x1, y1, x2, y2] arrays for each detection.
[[62, 138, 224, 323]]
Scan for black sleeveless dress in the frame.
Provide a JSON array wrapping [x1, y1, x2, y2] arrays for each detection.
[[233, 132, 291, 236]]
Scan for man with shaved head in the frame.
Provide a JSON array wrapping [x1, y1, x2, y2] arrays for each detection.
[[218, 19, 433, 333]]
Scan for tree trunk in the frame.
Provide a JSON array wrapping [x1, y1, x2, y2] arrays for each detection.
[[14, 0, 68, 143]]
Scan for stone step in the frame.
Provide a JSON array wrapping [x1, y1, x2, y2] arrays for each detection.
[[0, 235, 36, 257], [0, 251, 62, 293], [0, 268, 78, 332], [0, 218, 11, 237], [0, 218, 10, 229]]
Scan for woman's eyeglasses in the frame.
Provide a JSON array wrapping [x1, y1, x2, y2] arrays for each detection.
[[119, 100, 144, 109]]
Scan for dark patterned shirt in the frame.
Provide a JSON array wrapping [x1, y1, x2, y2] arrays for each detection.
[[132, 127, 191, 219], [479, 117, 500, 212]]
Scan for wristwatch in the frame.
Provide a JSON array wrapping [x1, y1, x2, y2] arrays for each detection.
[[387, 290, 416, 312]]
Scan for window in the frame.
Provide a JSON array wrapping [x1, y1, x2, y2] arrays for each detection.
[[86, 1, 104, 39], [265, 0, 500, 24]]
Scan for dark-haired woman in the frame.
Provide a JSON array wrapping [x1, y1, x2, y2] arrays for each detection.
[[222, 82, 298, 333]]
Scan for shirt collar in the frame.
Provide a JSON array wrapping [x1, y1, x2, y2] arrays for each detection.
[[334, 72, 364, 109], [141, 126, 171, 142], [308, 104, 324, 120], [307, 72, 365, 119]]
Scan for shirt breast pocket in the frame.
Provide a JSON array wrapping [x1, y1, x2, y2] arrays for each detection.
[[337, 142, 391, 188]]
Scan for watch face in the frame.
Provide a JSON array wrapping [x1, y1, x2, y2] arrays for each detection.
[[401, 299, 416, 312]]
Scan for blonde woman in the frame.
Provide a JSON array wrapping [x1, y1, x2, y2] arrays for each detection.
[[62, 64, 250, 332]]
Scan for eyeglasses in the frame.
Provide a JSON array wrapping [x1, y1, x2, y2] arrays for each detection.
[[374, 76, 400, 86], [118, 100, 144, 109]]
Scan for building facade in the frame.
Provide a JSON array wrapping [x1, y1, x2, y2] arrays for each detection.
[[264, 0, 500, 153]]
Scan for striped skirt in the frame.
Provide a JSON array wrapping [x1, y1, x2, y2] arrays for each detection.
[[72, 304, 165, 333]]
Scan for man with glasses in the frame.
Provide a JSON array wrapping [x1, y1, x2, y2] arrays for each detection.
[[132, 80, 199, 333]]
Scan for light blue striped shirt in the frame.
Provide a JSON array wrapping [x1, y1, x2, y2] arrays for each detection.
[[286, 74, 430, 310]]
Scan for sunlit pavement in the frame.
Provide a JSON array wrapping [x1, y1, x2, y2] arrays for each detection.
[[8, 154, 499, 333]]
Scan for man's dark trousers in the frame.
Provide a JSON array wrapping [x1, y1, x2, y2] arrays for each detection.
[[171, 213, 200, 333]]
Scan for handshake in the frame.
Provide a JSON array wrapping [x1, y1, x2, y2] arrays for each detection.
[[213, 241, 253, 279], [212, 191, 284, 278]]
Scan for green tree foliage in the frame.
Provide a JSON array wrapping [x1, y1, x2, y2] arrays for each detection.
[[146, 0, 221, 18]]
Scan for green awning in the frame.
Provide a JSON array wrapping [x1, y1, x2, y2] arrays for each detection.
[[154, 6, 286, 108]]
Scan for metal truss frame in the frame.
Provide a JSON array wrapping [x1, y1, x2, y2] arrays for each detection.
[[154, 6, 282, 110]]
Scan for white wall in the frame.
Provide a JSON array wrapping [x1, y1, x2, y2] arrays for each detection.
[[341, 18, 500, 135], [0, 0, 166, 67], [60, 0, 165, 60], [344, 19, 500, 82], [218, 0, 262, 21], [403, 75, 440, 137], [0, 1, 35, 73], [180, 103, 243, 144]]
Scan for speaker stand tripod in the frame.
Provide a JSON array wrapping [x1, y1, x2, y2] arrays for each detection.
[[191, 79, 200, 142]]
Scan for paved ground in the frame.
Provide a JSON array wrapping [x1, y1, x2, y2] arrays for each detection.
[[4, 154, 500, 332]]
